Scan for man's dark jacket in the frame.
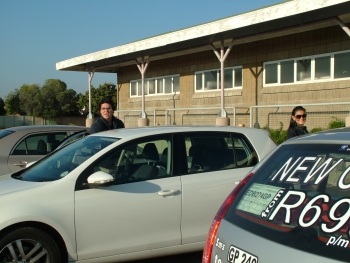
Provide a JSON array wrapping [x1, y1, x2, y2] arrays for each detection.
[[90, 116, 125, 134]]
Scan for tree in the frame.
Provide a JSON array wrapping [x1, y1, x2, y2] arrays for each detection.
[[18, 84, 41, 116], [77, 93, 89, 115], [60, 88, 79, 115], [78, 82, 117, 116], [5, 89, 23, 115], [92, 82, 117, 115], [0, 97, 5, 115], [40, 79, 65, 119], [40, 79, 79, 118]]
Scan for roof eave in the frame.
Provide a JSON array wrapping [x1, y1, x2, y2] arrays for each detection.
[[56, 0, 350, 73]]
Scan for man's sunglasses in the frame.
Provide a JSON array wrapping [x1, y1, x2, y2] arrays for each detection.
[[295, 114, 307, 119]]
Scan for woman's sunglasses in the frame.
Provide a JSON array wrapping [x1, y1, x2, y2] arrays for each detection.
[[295, 114, 307, 119]]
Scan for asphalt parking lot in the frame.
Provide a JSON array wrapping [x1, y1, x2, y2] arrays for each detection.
[[131, 251, 203, 263]]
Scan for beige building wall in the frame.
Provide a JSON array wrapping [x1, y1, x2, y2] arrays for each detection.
[[116, 23, 350, 127]]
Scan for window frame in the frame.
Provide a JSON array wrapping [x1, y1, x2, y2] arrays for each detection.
[[77, 134, 174, 187], [263, 50, 350, 87], [194, 66, 243, 92], [178, 131, 257, 175], [130, 74, 180, 97], [10, 132, 68, 155]]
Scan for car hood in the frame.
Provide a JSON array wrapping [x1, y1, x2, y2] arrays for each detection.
[[0, 174, 43, 196]]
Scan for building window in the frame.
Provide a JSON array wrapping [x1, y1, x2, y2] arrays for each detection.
[[130, 75, 180, 97], [280, 60, 294, 83], [263, 50, 350, 86], [334, 52, 350, 79], [194, 66, 243, 91], [315, 55, 331, 80]]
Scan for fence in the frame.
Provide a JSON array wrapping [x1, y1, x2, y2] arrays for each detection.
[[1, 102, 349, 130], [115, 102, 349, 129], [250, 102, 350, 131], [114, 107, 251, 127], [164, 107, 250, 126], [0, 116, 56, 129]]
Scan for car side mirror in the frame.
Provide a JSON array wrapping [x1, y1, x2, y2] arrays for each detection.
[[83, 171, 114, 189]]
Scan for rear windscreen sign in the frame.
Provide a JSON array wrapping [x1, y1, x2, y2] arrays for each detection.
[[237, 155, 350, 250], [236, 183, 283, 216]]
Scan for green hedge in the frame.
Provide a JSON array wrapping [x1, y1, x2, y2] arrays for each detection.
[[262, 117, 346, 145]]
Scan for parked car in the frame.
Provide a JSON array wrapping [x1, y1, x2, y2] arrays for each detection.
[[203, 131, 350, 263], [316, 126, 350, 133], [0, 125, 89, 175], [0, 125, 276, 262]]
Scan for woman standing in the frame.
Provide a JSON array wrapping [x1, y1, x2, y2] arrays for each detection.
[[287, 106, 309, 139]]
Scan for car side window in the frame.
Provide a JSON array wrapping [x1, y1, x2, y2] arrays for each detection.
[[91, 136, 172, 185], [11, 132, 68, 155], [184, 132, 257, 174], [185, 132, 234, 174], [233, 135, 258, 167]]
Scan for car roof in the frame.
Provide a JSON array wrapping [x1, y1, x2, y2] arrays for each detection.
[[283, 130, 350, 144], [91, 125, 264, 137], [90, 125, 267, 138], [2, 125, 88, 132], [315, 126, 350, 133]]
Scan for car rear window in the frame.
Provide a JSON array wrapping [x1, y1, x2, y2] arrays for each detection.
[[226, 143, 350, 262], [0, 130, 14, 139]]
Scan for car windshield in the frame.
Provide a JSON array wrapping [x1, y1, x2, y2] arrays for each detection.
[[0, 130, 14, 139], [14, 136, 119, 182], [227, 143, 350, 262]]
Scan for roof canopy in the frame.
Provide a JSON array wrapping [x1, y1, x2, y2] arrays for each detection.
[[56, 0, 350, 73]]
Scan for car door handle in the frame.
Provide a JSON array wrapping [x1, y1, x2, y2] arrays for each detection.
[[14, 162, 28, 166], [158, 189, 180, 196]]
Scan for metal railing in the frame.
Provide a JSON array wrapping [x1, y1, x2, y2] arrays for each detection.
[[164, 107, 250, 126], [0, 116, 52, 129], [2, 102, 349, 130], [250, 102, 350, 130], [114, 109, 157, 128], [115, 102, 349, 129]]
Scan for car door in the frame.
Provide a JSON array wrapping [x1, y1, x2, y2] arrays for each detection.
[[179, 132, 258, 244], [7, 131, 69, 173], [74, 134, 182, 260]]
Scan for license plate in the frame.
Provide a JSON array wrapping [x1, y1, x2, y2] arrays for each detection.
[[227, 245, 258, 263]]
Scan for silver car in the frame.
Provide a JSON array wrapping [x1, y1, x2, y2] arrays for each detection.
[[203, 131, 350, 263], [0, 125, 89, 175], [0, 126, 276, 262]]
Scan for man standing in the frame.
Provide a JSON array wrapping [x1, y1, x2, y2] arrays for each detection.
[[90, 98, 125, 134]]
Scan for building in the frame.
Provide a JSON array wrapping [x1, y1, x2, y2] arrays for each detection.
[[56, 0, 350, 129]]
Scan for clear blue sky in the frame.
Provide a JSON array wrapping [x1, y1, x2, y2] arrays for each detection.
[[0, 0, 283, 100]]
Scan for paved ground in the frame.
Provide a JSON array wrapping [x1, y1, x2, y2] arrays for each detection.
[[130, 251, 203, 263]]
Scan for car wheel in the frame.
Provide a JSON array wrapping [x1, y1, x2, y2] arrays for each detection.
[[0, 227, 62, 263]]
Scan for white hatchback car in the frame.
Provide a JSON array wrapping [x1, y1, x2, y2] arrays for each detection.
[[0, 126, 276, 262]]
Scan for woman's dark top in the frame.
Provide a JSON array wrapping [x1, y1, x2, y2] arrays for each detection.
[[287, 125, 309, 139]]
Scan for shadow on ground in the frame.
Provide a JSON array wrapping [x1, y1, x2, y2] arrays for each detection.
[[131, 251, 203, 263]]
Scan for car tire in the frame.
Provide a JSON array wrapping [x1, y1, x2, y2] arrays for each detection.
[[0, 226, 62, 263]]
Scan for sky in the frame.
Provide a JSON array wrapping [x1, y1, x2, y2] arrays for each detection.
[[0, 0, 283, 100]]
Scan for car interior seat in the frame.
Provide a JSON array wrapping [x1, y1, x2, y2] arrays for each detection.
[[142, 143, 159, 162], [161, 147, 168, 165], [132, 143, 160, 180], [36, 140, 47, 155], [156, 147, 169, 178], [51, 140, 61, 151], [189, 144, 209, 171], [131, 165, 159, 181]]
